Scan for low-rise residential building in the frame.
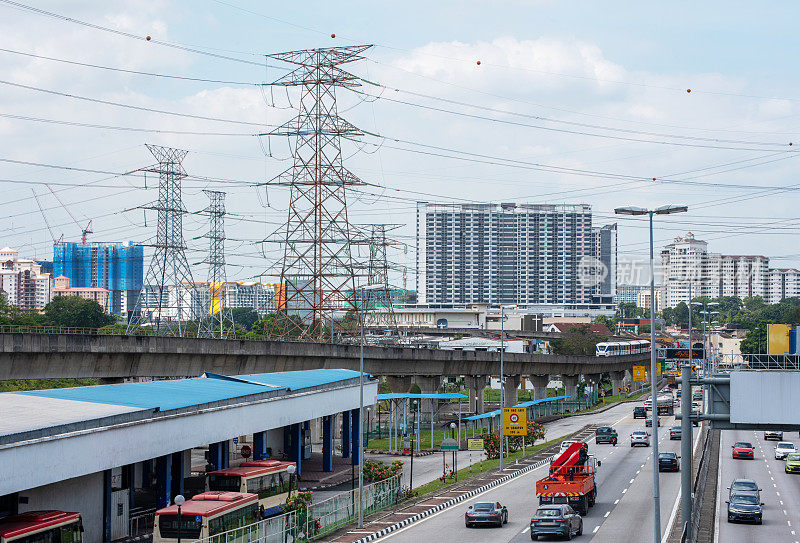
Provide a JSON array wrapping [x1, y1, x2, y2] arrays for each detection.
[[52, 276, 111, 313]]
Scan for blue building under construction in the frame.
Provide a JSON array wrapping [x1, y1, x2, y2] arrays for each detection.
[[53, 242, 143, 317]]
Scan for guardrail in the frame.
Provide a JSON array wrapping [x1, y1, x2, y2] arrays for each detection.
[[128, 508, 155, 539], [714, 353, 800, 371], [193, 474, 402, 543]]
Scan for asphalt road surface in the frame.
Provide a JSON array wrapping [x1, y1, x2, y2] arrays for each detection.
[[714, 429, 800, 543], [376, 398, 701, 542]]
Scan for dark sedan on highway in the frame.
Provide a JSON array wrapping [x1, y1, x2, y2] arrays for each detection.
[[530, 504, 582, 540], [669, 426, 682, 440], [658, 451, 680, 472], [727, 493, 763, 524], [465, 501, 508, 528]]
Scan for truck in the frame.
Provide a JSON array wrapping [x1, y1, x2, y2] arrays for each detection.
[[536, 442, 599, 515], [655, 394, 674, 416]]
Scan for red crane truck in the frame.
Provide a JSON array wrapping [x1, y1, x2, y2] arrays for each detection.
[[535, 442, 599, 515]]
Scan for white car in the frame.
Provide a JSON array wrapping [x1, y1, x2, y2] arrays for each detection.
[[631, 430, 651, 447], [775, 442, 797, 460]]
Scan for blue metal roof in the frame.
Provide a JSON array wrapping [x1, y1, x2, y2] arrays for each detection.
[[15, 369, 363, 412], [377, 393, 467, 400], [463, 395, 570, 421]]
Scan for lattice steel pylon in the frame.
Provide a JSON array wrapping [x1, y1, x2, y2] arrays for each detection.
[[260, 45, 372, 339], [127, 144, 204, 337], [199, 190, 235, 338], [363, 224, 399, 334]]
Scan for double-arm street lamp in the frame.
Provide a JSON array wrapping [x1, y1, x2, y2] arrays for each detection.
[[615, 204, 688, 543]]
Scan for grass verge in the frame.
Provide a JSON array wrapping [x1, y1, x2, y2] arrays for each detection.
[[410, 436, 563, 497]]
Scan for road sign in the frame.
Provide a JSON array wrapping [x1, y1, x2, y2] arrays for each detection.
[[656, 362, 662, 376], [633, 366, 646, 382], [502, 407, 527, 436], [440, 437, 459, 451], [664, 348, 704, 360], [467, 438, 484, 451], [232, 437, 239, 445], [240, 445, 251, 459]]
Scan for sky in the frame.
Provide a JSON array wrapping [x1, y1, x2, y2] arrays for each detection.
[[2, 1, 800, 288]]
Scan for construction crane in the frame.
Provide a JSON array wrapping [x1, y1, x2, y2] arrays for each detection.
[[45, 185, 93, 243]]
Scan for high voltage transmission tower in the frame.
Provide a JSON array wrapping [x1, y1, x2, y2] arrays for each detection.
[[364, 224, 400, 335], [128, 144, 204, 337], [260, 45, 372, 340], [199, 190, 235, 338]]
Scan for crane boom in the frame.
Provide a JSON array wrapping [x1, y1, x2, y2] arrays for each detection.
[[32, 189, 58, 243], [45, 185, 93, 243]]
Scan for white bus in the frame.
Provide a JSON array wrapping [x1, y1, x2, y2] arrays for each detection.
[[153, 492, 259, 543], [206, 460, 295, 517]]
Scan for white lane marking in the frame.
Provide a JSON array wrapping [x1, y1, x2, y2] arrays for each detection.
[[604, 511, 610, 518], [380, 458, 551, 540], [521, 527, 529, 534], [622, 488, 627, 494], [785, 510, 789, 516], [614, 499, 620, 505], [593, 526, 600, 534], [630, 478, 635, 484], [778, 492, 782, 497], [662, 428, 702, 543]]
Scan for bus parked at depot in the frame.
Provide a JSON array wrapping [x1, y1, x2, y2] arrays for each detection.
[[153, 492, 258, 543], [595, 340, 650, 357], [207, 460, 296, 517], [0, 510, 83, 543]]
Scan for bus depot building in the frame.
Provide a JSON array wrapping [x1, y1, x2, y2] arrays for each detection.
[[0, 369, 376, 542]]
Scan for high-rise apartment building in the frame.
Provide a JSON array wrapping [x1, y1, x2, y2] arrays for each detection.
[[592, 223, 617, 298], [616, 284, 648, 304], [0, 247, 52, 311], [416, 203, 614, 306], [53, 242, 143, 317], [661, 232, 777, 308], [767, 268, 800, 304]]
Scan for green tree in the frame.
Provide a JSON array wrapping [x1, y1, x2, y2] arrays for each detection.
[[740, 322, 767, 354], [42, 296, 116, 328], [593, 314, 614, 330], [550, 325, 608, 355], [230, 308, 260, 331]]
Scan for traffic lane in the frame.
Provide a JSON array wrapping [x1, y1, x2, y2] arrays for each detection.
[[714, 430, 797, 543], [383, 409, 645, 543], [562, 412, 663, 540], [590, 414, 687, 542], [755, 431, 800, 542]]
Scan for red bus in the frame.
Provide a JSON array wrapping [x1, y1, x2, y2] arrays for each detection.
[[206, 461, 295, 517], [0, 511, 83, 543], [153, 492, 258, 543]]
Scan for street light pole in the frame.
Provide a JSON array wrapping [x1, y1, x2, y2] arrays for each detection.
[[500, 304, 505, 470], [616, 204, 687, 543], [174, 495, 185, 543]]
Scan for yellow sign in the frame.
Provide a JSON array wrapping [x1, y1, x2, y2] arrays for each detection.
[[633, 366, 646, 382], [768, 324, 792, 355], [502, 407, 527, 436], [209, 281, 224, 315], [467, 438, 484, 451], [656, 362, 662, 376]]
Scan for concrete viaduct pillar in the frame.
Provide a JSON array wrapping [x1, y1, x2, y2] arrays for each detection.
[[385, 375, 413, 393], [416, 375, 442, 414], [466, 375, 489, 414], [529, 374, 549, 401], [562, 374, 580, 399], [610, 371, 626, 396], [503, 375, 521, 407]]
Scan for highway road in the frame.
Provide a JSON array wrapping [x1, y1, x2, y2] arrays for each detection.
[[377, 397, 700, 543], [714, 429, 800, 543]]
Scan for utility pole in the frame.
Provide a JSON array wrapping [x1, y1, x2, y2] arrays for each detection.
[[128, 145, 204, 337], [260, 45, 372, 339], [200, 190, 235, 338]]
